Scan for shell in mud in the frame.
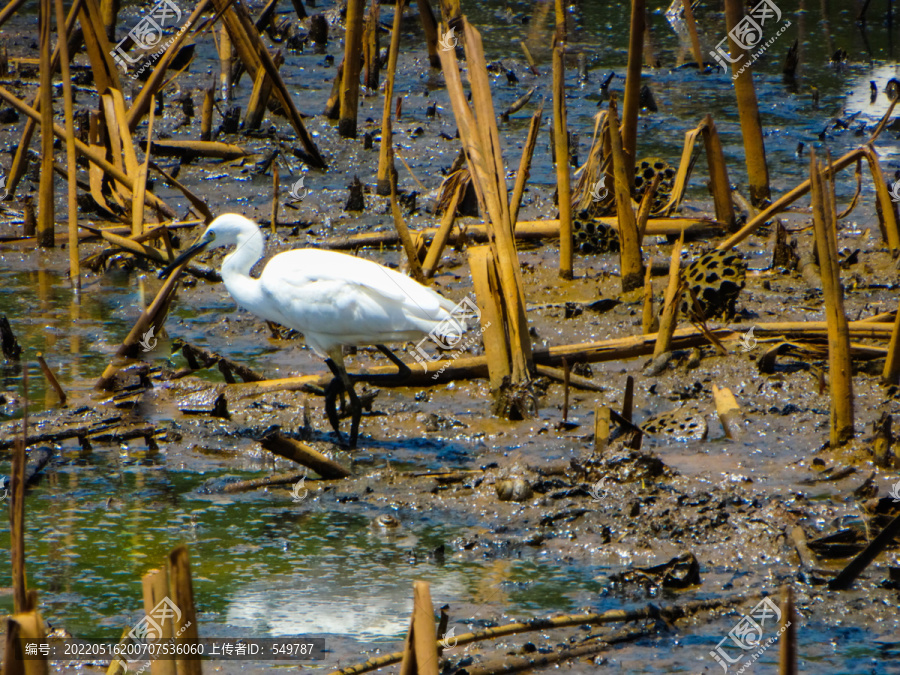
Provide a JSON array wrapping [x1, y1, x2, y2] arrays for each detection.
[[495, 478, 534, 502], [641, 407, 708, 441], [373, 513, 401, 530]]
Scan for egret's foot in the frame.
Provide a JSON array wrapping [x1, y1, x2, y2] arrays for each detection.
[[324, 357, 362, 449]]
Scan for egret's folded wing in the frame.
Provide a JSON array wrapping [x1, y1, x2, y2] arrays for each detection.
[[262, 250, 458, 329]]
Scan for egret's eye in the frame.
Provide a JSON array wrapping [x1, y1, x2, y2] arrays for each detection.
[[207, 231, 216, 242]]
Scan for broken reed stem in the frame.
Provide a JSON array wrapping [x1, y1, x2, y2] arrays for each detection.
[[141, 568, 175, 675], [149, 162, 214, 223], [641, 263, 655, 333], [607, 95, 644, 293], [132, 106, 155, 237], [410, 582, 440, 675], [362, 2, 380, 89], [653, 232, 683, 357], [329, 592, 763, 675], [224, 321, 897, 398], [324, 59, 344, 119], [861, 144, 900, 251], [55, 0, 79, 287], [36, 352, 66, 406], [810, 148, 854, 446], [6, 0, 82, 199], [882, 297, 900, 384], [10, 367, 27, 614], [168, 546, 201, 675], [594, 404, 611, 454], [221, 471, 306, 493], [724, 0, 770, 205], [95, 262, 185, 390], [535, 364, 603, 392], [520, 40, 538, 75], [439, 20, 534, 384], [376, 0, 404, 194], [554, 0, 565, 41], [701, 115, 736, 231], [100, 0, 118, 39], [416, 0, 440, 68], [636, 172, 661, 241], [553, 39, 572, 279], [321, 217, 719, 249], [219, 23, 232, 101], [681, 0, 704, 67], [468, 246, 511, 389], [390, 176, 426, 283], [210, 0, 325, 168], [271, 163, 279, 234], [562, 357, 570, 421], [510, 104, 543, 228], [712, 383, 743, 439], [339, 0, 365, 138], [260, 432, 351, 478], [38, 0, 54, 248], [0, 0, 28, 30], [80, 0, 121, 93], [622, 375, 634, 422], [422, 184, 461, 277], [621, 0, 645, 171], [717, 147, 867, 250], [829, 510, 900, 590], [200, 87, 213, 141], [10, 442, 26, 610], [778, 584, 796, 675], [0, 85, 176, 218], [245, 50, 284, 130]]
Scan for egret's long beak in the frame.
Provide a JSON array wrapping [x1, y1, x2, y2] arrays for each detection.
[[158, 238, 210, 279]]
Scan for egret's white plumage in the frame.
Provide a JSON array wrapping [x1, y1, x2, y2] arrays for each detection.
[[164, 213, 464, 446]]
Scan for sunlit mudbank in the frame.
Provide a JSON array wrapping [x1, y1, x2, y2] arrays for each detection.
[[0, 0, 899, 673]]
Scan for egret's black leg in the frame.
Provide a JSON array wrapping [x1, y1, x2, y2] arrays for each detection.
[[336, 366, 362, 449], [323, 374, 344, 439], [323, 358, 346, 442], [351, 345, 412, 385]]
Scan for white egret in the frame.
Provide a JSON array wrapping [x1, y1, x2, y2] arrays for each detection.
[[161, 213, 466, 447]]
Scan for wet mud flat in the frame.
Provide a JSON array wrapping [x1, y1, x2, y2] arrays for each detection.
[[1, 0, 900, 673], [3, 213, 900, 673]]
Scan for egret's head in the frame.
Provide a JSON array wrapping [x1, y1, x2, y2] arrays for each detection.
[[159, 214, 262, 279]]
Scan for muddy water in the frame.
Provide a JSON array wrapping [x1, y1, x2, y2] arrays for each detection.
[[2, 0, 900, 673]]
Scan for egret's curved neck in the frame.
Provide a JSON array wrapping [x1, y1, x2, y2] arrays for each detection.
[[220, 228, 266, 310]]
